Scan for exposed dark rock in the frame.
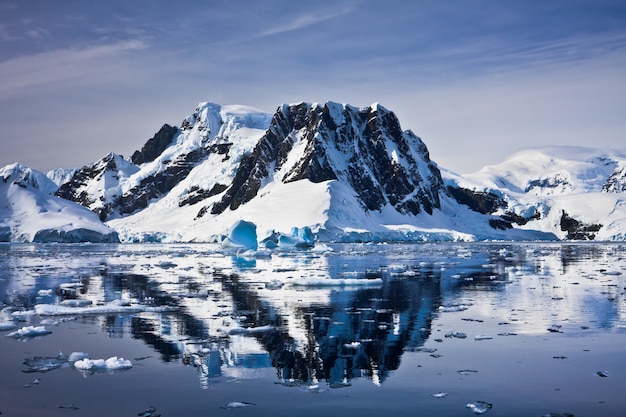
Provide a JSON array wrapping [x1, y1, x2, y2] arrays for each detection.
[[55, 153, 129, 221], [560, 210, 602, 240], [131, 124, 180, 165], [446, 186, 507, 214], [179, 183, 228, 207], [489, 219, 513, 230], [120, 147, 207, 215], [212, 102, 442, 215], [602, 165, 626, 192]]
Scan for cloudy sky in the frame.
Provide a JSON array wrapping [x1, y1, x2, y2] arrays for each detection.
[[1, 0, 625, 174]]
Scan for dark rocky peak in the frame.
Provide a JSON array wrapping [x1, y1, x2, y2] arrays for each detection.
[[56, 153, 139, 221], [131, 124, 180, 165], [212, 101, 443, 216], [602, 163, 626, 193]]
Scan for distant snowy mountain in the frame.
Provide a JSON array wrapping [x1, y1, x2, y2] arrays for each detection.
[[445, 146, 626, 241], [1, 101, 624, 243], [0, 164, 119, 242]]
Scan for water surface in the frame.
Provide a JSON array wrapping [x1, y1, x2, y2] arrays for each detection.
[[0, 242, 624, 416]]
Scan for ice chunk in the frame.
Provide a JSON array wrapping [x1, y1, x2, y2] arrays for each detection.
[[220, 402, 256, 409], [445, 330, 467, 339], [596, 370, 609, 378], [222, 220, 258, 250], [73, 356, 132, 371], [35, 299, 144, 316], [59, 404, 79, 410], [67, 352, 90, 362], [6, 325, 51, 338], [137, 405, 158, 417], [60, 299, 93, 307], [432, 392, 448, 398], [438, 303, 471, 312], [22, 354, 67, 373], [278, 226, 315, 248], [466, 400, 492, 414], [0, 322, 17, 331], [474, 335, 493, 341]]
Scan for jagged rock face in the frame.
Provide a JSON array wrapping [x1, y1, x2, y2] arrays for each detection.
[[131, 124, 179, 165], [445, 186, 506, 214], [119, 146, 211, 215], [212, 102, 443, 215], [56, 153, 139, 221], [603, 164, 626, 192], [560, 210, 602, 240]]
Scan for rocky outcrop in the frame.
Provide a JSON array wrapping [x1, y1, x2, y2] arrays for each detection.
[[212, 102, 443, 216], [602, 163, 626, 193], [131, 124, 180, 165], [560, 210, 602, 240], [56, 153, 139, 221]]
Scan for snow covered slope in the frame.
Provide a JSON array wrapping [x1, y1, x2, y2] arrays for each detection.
[[445, 146, 626, 241], [3, 100, 624, 243], [0, 164, 119, 242], [104, 101, 552, 243]]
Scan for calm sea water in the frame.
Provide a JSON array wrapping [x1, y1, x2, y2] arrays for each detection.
[[0, 242, 624, 417]]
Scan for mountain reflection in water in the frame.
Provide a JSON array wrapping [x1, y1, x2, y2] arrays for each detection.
[[0, 242, 624, 392]]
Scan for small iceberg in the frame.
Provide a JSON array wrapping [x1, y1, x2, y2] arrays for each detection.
[[278, 226, 315, 248], [73, 356, 132, 371], [0, 322, 17, 331], [6, 325, 52, 339], [466, 400, 492, 414], [22, 354, 68, 373], [220, 401, 256, 409], [222, 220, 258, 250]]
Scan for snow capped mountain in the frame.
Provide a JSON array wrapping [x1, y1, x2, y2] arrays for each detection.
[[446, 146, 626, 241], [0, 163, 119, 242], [1, 101, 624, 243]]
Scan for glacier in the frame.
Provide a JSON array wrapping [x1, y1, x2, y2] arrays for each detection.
[[1, 101, 625, 243], [0, 163, 119, 243]]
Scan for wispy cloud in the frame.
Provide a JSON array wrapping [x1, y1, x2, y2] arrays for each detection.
[[254, 7, 354, 39], [0, 39, 146, 97]]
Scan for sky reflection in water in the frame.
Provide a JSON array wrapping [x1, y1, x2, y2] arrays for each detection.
[[0, 242, 624, 416]]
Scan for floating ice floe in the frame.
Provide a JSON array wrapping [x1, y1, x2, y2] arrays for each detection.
[[6, 325, 52, 338], [474, 335, 493, 341], [438, 303, 471, 312], [60, 299, 93, 307], [432, 392, 448, 398], [466, 400, 492, 414], [445, 330, 467, 339], [228, 325, 275, 335], [220, 401, 256, 409], [22, 354, 67, 373], [596, 370, 609, 378], [11, 310, 36, 321], [67, 352, 90, 362], [73, 356, 132, 371], [278, 226, 315, 248], [0, 322, 17, 331], [34, 299, 166, 316], [288, 277, 383, 287]]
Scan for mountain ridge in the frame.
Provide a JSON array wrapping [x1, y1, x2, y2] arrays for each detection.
[[1, 100, 624, 243]]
